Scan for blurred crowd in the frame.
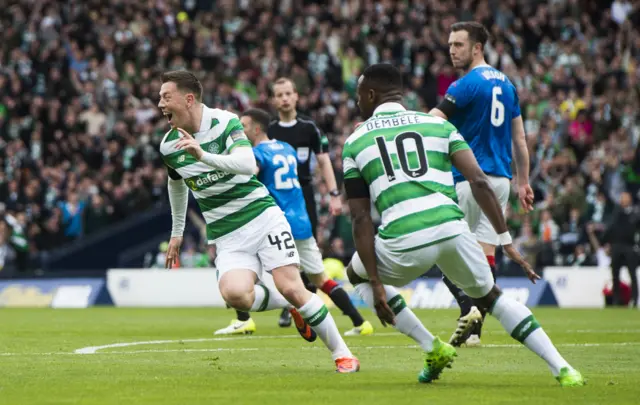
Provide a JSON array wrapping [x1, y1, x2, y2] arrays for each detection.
[[1, 0, 639, 273]]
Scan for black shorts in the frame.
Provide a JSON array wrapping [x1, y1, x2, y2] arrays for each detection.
[[302, 183, 317, 238]]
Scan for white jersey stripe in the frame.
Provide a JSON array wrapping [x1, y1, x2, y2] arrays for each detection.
[[382, 193, 458, 225], [174, 162, 220, 179], [380, 220, 470, 252], [370, 167, 454, 200], [202, 186, 269, 224], [343, 157, 358, 174], [354, 136, 449, 170]]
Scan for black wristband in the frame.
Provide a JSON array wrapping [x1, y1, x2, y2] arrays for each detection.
[[329, 189, 340, 197]]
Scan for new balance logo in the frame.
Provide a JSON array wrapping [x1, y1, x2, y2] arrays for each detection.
[[287, 251, 295, 258]]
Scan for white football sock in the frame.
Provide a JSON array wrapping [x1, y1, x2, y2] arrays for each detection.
[[298, 294, 352, 360], [250, 284, 290, 312], [491, 294, 572, 376], [355, 283, 434, 352]]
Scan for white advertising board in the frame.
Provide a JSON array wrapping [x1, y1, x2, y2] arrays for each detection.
[[543, 266, 638, 308], [107, 269, 226, 307]]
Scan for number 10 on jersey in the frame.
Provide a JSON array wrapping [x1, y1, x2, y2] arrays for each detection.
[[375, 132, 429, 182]]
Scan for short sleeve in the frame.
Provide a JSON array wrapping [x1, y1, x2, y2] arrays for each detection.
[[222, 114, 252, 152], [308, 121, 328, 154], [511, 86, 522, 119], [342, 143, 362, 180], [448, 129, 470, 155], [253, 146, 266, 169], [444, 79, 474, 110], [342, 143, 370, 199]]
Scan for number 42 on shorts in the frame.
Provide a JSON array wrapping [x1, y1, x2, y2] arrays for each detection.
[[269, 231, 296, 256]]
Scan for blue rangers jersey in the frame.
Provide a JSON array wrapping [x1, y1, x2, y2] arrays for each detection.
[[442, 65, 521, 183], [253, 140, 313, 240]]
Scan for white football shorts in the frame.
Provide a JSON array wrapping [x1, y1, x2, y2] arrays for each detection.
[[295, 237, 325, 275], [214, 206, 300, 280], [351, 221, 495, 298], [455, 175, 511, 245]]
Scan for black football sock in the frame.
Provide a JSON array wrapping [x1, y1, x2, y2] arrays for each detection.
[[442, 275, 473, 317], [473, 258, 497, 338], [236, 310, 251, 322], [321, 279, 364, 327], [301, 272, 318, 293]]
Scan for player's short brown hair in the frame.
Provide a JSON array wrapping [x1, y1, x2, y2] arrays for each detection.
[[451, 21, 490, 50], [242, 108, 271, 132], [161, 70, 203, 102], [272, 77, 297, 93]]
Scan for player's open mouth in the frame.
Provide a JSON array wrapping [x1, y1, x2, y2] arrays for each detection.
[[164, 112, 173, 124]]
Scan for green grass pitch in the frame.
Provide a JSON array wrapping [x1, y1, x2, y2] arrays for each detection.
[[1, 307, 639, 404]]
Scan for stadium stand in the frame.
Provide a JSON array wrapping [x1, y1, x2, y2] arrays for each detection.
[[0, 0, 638, 275]]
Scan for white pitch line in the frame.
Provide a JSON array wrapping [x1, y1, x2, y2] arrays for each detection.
[[75, 333, 388, 354], [0, 352, 76, 357], [574, 329, 640, 333], [1, 341, 639, 357], [107, 348, 260, 354], [0, 348, 259, 356], [73, 327, 640, 355], [303, 342, 640, 350]]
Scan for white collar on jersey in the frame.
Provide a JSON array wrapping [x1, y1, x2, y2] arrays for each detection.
[[278, 120, 297, 127], [197, 104, 211, 134], [373, 102, 406, 116]]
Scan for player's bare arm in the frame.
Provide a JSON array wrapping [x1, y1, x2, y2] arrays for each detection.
[[428, 107, 448, 120], [174, 128, 257, 176], [511, 116, 534, 212], [347, 196, 396, 326], [450, 148, 539, 283], [344, 176, 395, 326], [316, 153, 342, 215]]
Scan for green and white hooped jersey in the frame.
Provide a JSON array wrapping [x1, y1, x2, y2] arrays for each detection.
[[342, 108, 471, 251], [160, 106, 277, 242], [4, 215, 28, 252]]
